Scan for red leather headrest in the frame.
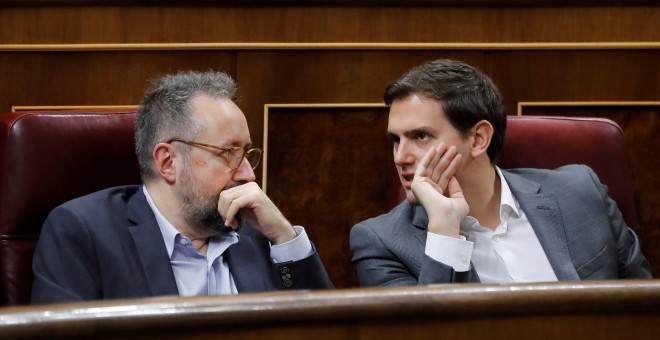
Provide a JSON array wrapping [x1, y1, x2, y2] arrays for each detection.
[[0, 110, 141, 305], [500, 116, 636, 227]]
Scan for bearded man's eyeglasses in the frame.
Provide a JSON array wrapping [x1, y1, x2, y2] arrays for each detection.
[[168, 139, 263, 170]]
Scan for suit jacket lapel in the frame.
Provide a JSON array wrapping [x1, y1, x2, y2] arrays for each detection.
[[226, 232, 268, 293], [410, 202, 480, 281], [411, 204, 429, 246], [503, 171, 579, 281], [127, 189, 180, 296]]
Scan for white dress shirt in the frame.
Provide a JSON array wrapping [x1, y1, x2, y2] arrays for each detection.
[[424, 167, 558, 284], [143, 186, 313, 296]]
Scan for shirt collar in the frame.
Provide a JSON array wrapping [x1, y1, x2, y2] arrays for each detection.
[[142, 186, 239, 259], [461, 167, 519, 233], [496, 166, 520, 219], [143, 186, 179, 258]]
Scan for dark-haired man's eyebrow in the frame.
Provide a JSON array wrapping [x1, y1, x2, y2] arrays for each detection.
[[403, 127, 433, 139], [386, 132, 399, 142]]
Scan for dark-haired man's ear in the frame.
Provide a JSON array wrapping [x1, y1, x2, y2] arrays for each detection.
[[153, 143, 178, 184], [470, 120, 494, 159]]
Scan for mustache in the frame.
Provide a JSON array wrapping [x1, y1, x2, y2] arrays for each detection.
[[223, 180, 249, 191]]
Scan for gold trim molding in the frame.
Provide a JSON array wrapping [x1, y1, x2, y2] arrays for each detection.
[[517, 101, 660, 115], [3, 42, 660, 52], [262, 103, 385, 193]]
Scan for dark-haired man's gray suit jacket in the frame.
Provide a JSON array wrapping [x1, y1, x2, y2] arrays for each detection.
[[350, 165, 652, 287], [32, 186, 333, 304]]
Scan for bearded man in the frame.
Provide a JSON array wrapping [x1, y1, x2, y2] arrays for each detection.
[[32, 71, 333, 304]]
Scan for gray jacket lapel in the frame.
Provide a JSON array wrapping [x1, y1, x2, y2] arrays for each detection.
[[411, 204, 429, 246], [127, 190, 180, 297], [503, 170, 579, 281], [410, 201, 480, 282]]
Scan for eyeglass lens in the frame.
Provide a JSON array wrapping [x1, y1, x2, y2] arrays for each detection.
[[245, 150, 262, 169], [230, 149, 262, 170]]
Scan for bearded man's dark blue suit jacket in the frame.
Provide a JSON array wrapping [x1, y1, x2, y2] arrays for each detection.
[[32, 186, 333, 304]]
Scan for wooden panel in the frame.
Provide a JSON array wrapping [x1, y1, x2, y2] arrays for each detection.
[[0, 281, 658, 338], [490, 51, 660, 116], [1, 0, 658, 6], [236, 50, 488, 151], [1, 2, 658, 290], [521, 105, 660, 277], [266, 106, 396, 288], [1, 6, 658, 44], [1, 48, 657, 285], [0, 51, 234, 113]]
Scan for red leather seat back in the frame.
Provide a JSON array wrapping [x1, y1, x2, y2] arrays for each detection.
[[390, 116, 637, 228], [0, 110, 140, 306], [500, 116, 637, 228]]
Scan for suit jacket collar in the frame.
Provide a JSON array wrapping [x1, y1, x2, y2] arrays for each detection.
[[126, 187, 180, 297], [502, 170, 579, 281]]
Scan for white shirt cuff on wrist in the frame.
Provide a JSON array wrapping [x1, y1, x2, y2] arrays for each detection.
[[425, 232, 474, 272]]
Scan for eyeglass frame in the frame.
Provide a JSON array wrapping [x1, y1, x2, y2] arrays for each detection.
[[167, 138, 263, 170]]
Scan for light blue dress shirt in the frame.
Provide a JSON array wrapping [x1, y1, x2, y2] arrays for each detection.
[[142, 186, 313, 296]]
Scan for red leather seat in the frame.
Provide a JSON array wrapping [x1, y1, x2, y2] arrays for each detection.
[[0, 110, 140, 306], [500, 116, 637, 228]]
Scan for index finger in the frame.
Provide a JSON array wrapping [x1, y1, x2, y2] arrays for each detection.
[[415, 143, 446, 179]]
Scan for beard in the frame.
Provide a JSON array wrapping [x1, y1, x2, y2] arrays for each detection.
[[176, 165, 239, 237]]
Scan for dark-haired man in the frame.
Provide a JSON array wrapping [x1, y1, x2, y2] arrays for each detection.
[[350, 59, 651, 286]]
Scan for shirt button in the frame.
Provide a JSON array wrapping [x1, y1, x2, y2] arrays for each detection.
[[179, 238, 189, 245], [493, 236, 501, 243]]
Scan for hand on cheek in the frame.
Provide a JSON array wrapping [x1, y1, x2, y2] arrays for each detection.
[[411, 144, 469, 238]]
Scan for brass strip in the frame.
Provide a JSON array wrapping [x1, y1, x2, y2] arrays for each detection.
[[263, 104, 270, 193], [2, 42, 660, 52], [517, 101, 660, 116], [262, 103, 385, 193]]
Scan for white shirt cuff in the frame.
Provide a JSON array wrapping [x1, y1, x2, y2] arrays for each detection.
[[425, 232, 474, 272], [270, 226, 313, 263]]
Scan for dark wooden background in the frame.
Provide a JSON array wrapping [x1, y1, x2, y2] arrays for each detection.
[[1, 2, 658, 286]]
